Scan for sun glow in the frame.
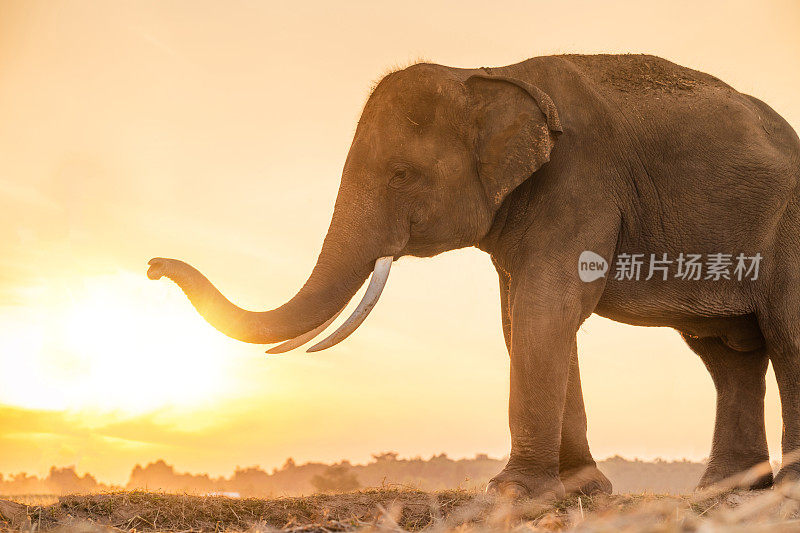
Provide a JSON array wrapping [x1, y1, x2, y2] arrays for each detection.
[[0, 271, 238, 415]]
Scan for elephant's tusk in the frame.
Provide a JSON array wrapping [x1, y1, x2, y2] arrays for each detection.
[[306, 256, 393, 352], [266, 307, 345, 354]]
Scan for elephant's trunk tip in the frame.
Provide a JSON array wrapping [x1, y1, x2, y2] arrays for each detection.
[[146, 257, 169, 280]]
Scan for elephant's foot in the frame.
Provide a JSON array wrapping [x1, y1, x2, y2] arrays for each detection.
[[560, 464, 612, 495], [697, 456, 773, 490], [486, 467, 565, 502]]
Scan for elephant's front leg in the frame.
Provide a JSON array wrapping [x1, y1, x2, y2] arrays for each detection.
[[559, 340, 613, 495], [488, 273, 596, 501], [494, 265, 610, 495]]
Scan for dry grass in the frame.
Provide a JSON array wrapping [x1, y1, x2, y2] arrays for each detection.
[[3, 485, 800, 532]]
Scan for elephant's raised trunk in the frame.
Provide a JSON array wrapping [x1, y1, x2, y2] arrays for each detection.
[[147, 185, 399, 347], [145, 256, 371, 344]]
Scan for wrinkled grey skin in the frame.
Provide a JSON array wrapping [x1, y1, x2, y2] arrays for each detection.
[[148, 54, 800, 500]]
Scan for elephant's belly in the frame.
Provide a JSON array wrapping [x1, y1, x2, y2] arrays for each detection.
[[593, 278, 765, 351], [595, 278, 753, 325]]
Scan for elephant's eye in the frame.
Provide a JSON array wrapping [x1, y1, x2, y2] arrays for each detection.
[[388, 169, 414, 190]]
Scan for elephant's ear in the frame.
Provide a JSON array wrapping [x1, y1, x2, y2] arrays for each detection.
[[466, 74, 562, 208]]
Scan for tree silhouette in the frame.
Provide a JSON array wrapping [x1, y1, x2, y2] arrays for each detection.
[[310, 465, 360, 493]]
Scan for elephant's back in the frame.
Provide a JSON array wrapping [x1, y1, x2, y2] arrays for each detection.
[[558, 54, 732, 96], [506, 53, 800, 206], [547, 53, 798, 178]]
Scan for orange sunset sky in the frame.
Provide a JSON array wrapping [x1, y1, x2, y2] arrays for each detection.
[[1, 1, 799, 484]]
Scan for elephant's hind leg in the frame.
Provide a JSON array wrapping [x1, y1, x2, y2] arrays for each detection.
[[681, 334, 772, 490], [760, 308, 800, 484]]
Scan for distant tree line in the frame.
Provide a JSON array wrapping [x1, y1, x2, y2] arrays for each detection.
[[0, 467, 106, 495], [0, 453, 713, 496]]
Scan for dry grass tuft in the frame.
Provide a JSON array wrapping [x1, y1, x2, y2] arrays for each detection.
[[3, 485, 800, 532]]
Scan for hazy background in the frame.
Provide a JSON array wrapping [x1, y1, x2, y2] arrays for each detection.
[[0, 0, 798, 484]]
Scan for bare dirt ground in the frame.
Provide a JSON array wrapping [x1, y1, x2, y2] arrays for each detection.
[[2, 487, 800, 532]]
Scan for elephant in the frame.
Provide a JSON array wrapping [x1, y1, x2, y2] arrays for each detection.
[[147, 54, 800, 500]]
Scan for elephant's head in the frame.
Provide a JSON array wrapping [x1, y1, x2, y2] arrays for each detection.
[[147, 63, 561, 351]]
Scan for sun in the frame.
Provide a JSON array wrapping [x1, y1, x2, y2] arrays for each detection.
[[0, 271, 241, 415]]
